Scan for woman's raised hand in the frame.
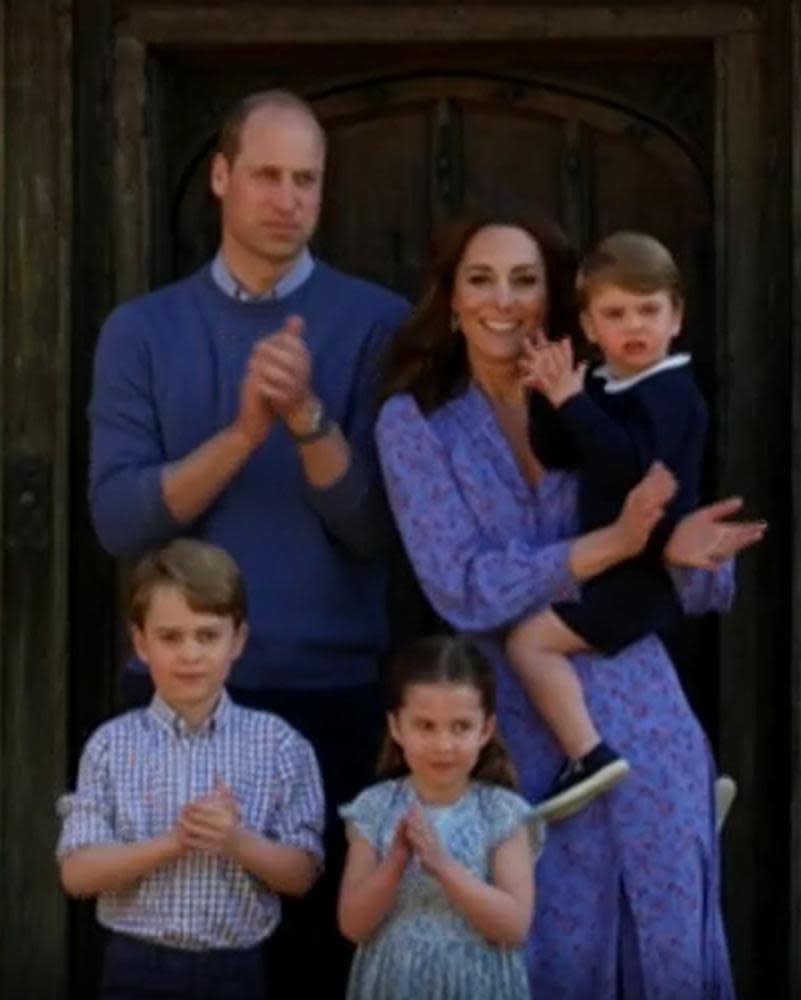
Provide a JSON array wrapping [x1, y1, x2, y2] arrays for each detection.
[[615, 462, 677, 557], [664, 497, 767, 569]]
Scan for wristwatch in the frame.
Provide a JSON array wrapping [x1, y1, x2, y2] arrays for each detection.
[[288, 397, 332, 444]]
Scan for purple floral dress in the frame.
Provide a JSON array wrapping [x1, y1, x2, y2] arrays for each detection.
[[376, 385, 735, 1000]]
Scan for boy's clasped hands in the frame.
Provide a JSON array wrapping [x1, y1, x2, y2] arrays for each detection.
[[172, 779, 242, 857]]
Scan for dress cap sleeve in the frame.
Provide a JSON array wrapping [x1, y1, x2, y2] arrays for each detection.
[[479, 784, 546, 858], [339, 780, 405, 849]]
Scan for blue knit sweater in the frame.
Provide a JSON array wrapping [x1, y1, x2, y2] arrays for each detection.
[[89, 261, 409, 689]]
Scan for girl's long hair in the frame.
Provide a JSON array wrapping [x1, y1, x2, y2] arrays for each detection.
[[376, 634, 518, 790], [380, 212, 579, 413]]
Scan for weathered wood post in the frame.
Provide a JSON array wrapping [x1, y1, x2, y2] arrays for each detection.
[[1, 0, 72, 996]]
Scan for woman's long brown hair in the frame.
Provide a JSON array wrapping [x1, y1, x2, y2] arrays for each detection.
[[380, 213, 579, 413], [376, 634, 519, 790]]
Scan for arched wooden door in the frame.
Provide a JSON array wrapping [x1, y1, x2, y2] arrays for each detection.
[[173, 73, 712, 350], [169, 71, 717, 729]]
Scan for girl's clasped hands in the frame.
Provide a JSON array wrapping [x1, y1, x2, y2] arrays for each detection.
[[389, 804, 449, 878]]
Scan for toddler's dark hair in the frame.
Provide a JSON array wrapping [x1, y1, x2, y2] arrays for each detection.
[[576, 231, 683, 310]]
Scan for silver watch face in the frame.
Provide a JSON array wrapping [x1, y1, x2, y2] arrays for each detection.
[[306, 398, 324, 433], [292, 398, 325, 439]]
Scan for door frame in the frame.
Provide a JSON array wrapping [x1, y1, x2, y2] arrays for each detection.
[[59, 3, 790, 997], [1, 1, 72, 997]]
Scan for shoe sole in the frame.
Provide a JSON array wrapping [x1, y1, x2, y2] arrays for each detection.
[[715, 775, 737, 833], [535, 759, 631, 823]]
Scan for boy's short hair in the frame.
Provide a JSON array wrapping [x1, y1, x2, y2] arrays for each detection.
[[129, 539, 247, 628], [576, 231, 683, 310]]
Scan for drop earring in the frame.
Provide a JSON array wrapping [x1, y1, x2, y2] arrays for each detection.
[[450, 312, 461, 334]]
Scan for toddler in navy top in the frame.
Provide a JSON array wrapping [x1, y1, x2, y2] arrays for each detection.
[[507, 232, 707, 821]]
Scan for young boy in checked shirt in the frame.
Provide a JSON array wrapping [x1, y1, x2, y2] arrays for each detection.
[[57, 539, 324, 999]]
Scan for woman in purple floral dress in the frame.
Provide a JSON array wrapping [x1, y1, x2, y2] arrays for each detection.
[[375, 216, 764, 998]]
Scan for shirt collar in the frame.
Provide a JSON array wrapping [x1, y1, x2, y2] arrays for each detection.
[[211, 248, 315, 302], [148, 688, 232, 737], [593, 352, 691, 394]]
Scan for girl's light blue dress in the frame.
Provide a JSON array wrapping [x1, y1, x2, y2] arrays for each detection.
[[340, 778, 539, 1000]]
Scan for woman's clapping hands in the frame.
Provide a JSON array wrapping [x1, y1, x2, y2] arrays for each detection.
[[665, 497, 767, 569], [616, 461, 677, 558], [614, 462, 766, 567]]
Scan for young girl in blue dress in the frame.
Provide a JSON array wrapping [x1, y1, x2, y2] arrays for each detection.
[[337, 634, 541, 1000]]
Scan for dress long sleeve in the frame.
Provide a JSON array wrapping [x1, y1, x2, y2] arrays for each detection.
[[670, 563, 735, 615], [376, 394, 578, 631]]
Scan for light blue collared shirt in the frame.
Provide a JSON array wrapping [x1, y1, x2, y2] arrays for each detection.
[[211, 248, 315, 302], [57, 690, 324, 950]]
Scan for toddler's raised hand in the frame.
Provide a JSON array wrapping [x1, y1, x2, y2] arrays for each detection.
[[520, 337, 586, 407]]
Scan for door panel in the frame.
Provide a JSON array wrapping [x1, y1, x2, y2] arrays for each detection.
[[462, 104, 566, 221], [319, 107, 432, 292]]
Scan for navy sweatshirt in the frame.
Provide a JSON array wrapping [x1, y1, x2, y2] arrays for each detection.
[[89, 261, 409, 689], [528, 355, 708, 555]]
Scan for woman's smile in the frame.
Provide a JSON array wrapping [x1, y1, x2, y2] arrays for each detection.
[[451, 225, 548, 374]]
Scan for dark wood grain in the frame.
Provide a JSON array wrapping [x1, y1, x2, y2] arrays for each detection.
[[1, 1, 71, 996]]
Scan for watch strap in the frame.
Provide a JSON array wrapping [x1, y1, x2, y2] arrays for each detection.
[[289, 399, 332, 444]]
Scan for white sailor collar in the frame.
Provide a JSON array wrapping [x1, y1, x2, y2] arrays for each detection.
[[593, 353, 691, 394]]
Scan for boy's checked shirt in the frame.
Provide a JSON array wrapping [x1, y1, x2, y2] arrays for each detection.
[[57, 690, 324, 950]]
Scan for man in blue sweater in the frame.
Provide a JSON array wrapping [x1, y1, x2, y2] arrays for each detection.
[[89, 90, 408, 998]]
